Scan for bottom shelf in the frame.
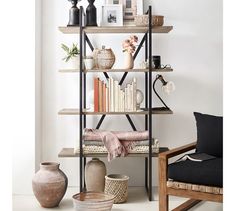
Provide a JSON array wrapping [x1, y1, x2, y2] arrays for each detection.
[[58, 147, 169, 158]]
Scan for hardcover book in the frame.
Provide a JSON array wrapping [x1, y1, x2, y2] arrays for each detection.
[[175, 153, 216, 162]]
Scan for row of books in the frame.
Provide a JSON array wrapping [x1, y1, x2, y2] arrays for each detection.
[[94, 77, 137, 112]]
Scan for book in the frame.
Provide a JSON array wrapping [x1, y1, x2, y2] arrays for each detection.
[[175, 153, 216, 162], [114, 81, 119, 112], [106, 86, 109, 112], [133, 77, 137, 111], [103, 82, 106, 112], [94, 77, 99, 112], [111, 77, 114, 112], [98, 80, 103, 112]]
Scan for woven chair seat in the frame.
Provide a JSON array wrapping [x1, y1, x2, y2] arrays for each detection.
[[167, 180, 223, 195]]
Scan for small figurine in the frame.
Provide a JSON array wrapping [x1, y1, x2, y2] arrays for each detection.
[[67, 0, 80, 26]]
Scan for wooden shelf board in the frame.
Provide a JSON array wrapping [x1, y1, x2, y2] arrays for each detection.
[[58, 147, 169, 158], [58, 108, 173, 115], [58, 26, 173, 34], [59, 68, 173, 73]]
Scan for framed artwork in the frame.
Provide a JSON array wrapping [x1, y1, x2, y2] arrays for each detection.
[[101, 5, 123, 26], [106, 0, 143, 21]]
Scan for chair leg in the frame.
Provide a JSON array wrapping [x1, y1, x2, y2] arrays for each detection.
[[159, 155, 169, 211], [159, 191, 169, 211], [172, 199, 201, 211]]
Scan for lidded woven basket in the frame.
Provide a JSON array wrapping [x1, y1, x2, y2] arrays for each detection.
[[104, 174, 129, 204], [97, 46, 115, 69]]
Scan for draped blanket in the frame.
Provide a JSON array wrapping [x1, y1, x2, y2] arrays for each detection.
[[83, 129, 149, 161]]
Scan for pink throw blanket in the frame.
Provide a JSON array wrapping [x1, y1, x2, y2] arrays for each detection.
[[83, 129, 149, 161]]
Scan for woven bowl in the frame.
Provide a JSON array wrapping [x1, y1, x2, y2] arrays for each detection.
[[134, 15, 164, 26], [104, 174, 129, 204], [72, 192, 114, 211]]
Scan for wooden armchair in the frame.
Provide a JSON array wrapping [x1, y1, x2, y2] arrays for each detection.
[[159, 112, 223, 211]]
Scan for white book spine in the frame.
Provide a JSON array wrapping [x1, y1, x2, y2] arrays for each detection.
[[133, 77, 137, 111], [114, 81, 119, 112], [130, 83, 133, 111], [124, 87, 127, 112], [122, 90, 125, 112], [127, 84, 131, 111], [111, 78, 114, 112]]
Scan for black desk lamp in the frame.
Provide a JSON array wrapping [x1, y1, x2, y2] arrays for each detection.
[[152, 74, 175, 110]]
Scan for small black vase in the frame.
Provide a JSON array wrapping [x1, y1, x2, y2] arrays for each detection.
[[86, 0, 97, 26], [67, 0, 80, 26]]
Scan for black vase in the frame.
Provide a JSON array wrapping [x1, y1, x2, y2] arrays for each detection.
[[86, 0, 97, 26], [67, 0, 80, 26]]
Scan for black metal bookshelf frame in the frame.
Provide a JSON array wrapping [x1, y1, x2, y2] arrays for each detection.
[[78, 5, 162, 201]]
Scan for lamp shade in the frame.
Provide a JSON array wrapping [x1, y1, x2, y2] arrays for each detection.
[[162, 81, 175, 94]]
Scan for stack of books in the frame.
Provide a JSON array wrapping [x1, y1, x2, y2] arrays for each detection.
[[94, 77, 137, 112]]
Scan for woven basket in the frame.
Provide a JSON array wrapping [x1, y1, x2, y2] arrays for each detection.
[[104, 174, 129, 204]]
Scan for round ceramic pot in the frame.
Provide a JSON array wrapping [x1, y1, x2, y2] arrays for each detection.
[[123, 51, 134, 69], [32, 162, 68, 208], [69, 56, 80, 69], [97, 46, 115, 69], [85, 158, 107, 192]]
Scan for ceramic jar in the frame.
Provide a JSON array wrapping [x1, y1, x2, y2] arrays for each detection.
[[32, 162, 68, 208], [84, 56, 94, 70], [97, 46, 115, 69], [123, 51, 134, 69], [85, 158, 107, 192]]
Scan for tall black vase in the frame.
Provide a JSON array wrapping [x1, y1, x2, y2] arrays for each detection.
[[86, 0, 97, 26], [67, 0, 80, 26]]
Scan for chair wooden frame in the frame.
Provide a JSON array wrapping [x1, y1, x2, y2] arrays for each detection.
[[159, 142, 223, 211]]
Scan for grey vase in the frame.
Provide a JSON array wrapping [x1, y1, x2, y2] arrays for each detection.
[[32, 162, 68, 208], [85, 158, 107, 192]]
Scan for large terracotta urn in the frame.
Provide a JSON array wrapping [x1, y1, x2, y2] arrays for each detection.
[[32, 162, 68, 208], [85, 158, 107, 192]]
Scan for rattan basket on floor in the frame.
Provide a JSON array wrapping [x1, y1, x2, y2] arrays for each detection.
[[104, 174, 129, 204]]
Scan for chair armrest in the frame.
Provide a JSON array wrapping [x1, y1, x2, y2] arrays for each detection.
[[159, 142, 197, 160]]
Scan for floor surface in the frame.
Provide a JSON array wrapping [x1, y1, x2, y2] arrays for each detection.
[[13, 187, 222, 211]]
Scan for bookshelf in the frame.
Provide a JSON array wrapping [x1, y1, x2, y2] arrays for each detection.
[[58, 6, 173, 201]]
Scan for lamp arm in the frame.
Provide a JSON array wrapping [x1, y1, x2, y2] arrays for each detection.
[[153, 76, 169, 109]]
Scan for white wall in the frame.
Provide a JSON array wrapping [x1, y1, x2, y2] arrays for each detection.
[[12, 0, 37, 195], [41, 0, 222, 188]]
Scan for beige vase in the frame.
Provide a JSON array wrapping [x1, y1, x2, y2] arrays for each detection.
[[123, 51, 134, 69], [32, 162, 68, 208], [85, 158, 107, 192]]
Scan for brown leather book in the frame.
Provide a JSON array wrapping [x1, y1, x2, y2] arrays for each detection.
[[94, 77, 99, 112]]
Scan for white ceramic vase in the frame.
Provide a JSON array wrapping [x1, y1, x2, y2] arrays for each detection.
[[123, 51, 134, 69], [64, 55, 80, 69]]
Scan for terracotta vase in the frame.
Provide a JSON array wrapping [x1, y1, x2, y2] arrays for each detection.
[[85, 158, 107, 192], [32, 162, 68, 208], [123, 51, 134, 69]]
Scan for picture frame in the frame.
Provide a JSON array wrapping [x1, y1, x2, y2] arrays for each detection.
[[106, 0, 143, 21], [101, 4, 123, 26]]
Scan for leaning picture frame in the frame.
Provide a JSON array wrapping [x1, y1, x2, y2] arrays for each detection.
[[106, 0, 143, 21], [101, 4, 123, 26]]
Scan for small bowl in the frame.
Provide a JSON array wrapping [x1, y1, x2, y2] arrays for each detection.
[[72, 192, 114, 211], [134, 15, 164, 26]]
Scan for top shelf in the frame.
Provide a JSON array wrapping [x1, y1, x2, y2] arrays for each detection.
[[58, 26, 173, 34]]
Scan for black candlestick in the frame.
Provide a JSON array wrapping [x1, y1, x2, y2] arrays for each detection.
[[86, 0, 97, 26], [67, 0, 80, 26]]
